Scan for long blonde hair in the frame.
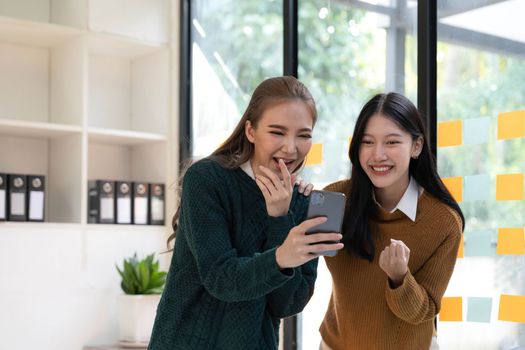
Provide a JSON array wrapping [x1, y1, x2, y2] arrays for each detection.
[[167, 76, 317, 248]]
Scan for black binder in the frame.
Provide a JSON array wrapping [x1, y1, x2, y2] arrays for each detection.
[[0, 173, 6, 221], [27, 175, 45, 222], [88, 180, 115, 224], [115, 181, 132, 224], [149, 183, 165, 225], [7, 174, 27, 221], [132, 182, 149, 225]]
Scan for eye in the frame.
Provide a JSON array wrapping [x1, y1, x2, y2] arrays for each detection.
[[386, 140, 401, 145], [299, 134, 312, 139], [361, 139, 373, 145], [269, 131, 284, 136]]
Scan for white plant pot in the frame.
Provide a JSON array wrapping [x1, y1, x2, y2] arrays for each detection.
[[118, 294, 161, 345]]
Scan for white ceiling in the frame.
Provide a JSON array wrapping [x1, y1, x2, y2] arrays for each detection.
[[440, 0, 525, 43]]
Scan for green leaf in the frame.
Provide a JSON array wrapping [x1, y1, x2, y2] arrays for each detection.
[[116, 264, 125, 280], [138, 262, 150, 293], [116, 252, 166, 295]]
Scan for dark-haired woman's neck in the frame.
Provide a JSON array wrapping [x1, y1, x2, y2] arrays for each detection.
[[373, 177, 410, 212]]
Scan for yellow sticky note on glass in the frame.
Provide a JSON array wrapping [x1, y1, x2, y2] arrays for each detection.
[[440, 297, 463, 321], [498, 294, 525, 323], [438, 120, 462, 147], [457, 234, 464, 258], [497, 110, 525, 140], [496, 173, 524, 201], [305, 143, 323, 165], [496, 228, 525, 255], [442, 176, 463, 202]]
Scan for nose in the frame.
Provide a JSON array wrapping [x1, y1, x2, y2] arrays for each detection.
[[282, 136, 297, 154], [373, 144, 387, 160]]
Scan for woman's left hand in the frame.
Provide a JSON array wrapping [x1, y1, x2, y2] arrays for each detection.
[[255, 159, 295, 217], [295, 176, 314, 196], [379, 239, 410, 288]]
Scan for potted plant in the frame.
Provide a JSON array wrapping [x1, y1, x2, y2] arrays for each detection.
[[116, 252, 167, 346]]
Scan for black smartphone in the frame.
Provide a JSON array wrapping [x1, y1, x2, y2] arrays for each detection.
[[305, 190, 346, 257]]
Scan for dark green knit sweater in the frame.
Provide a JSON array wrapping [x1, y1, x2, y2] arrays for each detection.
[[148, 159, 316, 350]]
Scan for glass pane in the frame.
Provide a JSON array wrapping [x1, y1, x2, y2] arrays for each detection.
[[298, 0, 417, 347], [191, 0, 283, 158], [437, 0, 525, 348]]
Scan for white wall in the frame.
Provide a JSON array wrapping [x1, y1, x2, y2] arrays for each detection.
[[0, 224, 171, 350]]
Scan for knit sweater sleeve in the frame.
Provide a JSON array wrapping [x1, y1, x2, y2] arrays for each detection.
[[179, 162, 293, 302], [266, 258, 318, 318], [384, 209, 462, 324], [262, 192, 318, 318]]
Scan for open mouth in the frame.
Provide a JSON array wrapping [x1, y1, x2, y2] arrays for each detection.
[[369, 165, 394, 174], [273, 157, 296, 169]]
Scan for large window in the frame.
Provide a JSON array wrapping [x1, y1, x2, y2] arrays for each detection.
[[183, 1, 524, 348], [436, 1, 525, 348], [298, 1, 417, 346], [190, 0, 283, 158], [298, 0, 418, 186]]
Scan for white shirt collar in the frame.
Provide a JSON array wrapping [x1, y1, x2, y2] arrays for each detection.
[[240, 161, 255, 180], [374, 176, 422, 222]]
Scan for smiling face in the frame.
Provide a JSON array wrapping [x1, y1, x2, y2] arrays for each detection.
[[245, 99, 314, 179], [358, 113, 422, 204]]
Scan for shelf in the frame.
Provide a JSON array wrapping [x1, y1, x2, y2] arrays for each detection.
[[0, 16, 82, 48], [84, 224, 168, 232], [0, 27, 84, 125], [88, 0, 170, 45], [88, 141, 167, 183], [88, 127, 167, 145], [0, 221, 168, 232], [0, 132, 83, 223], [87, 46, 169, 134], [0, 221, 82, 229], [0, 119, 82, 139], [87, 32, 166, 59]]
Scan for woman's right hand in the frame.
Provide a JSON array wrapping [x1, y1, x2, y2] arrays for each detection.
[[255, 159, 295, 217], [275, 217, 344, 269]]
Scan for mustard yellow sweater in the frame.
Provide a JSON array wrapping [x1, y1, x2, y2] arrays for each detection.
[[320, 180, 462, 350]]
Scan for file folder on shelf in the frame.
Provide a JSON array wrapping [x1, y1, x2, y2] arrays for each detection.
[[7, 174, 27, 221], [149, 183, 165, 225], [115, 181, 132, 224], [0, 173, 6, 221], [132, 182, 149, 225], [88, 180, 115, 224], [27, 175, 45, 222]]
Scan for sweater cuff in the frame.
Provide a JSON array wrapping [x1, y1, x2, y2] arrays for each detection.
[[262, 247, 295, 282], [385, 269, 420, 314], [387, 269, 415, 292]]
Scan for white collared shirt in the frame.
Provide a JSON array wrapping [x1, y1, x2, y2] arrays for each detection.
[[375, 176, 422, 222], [240, 161, 255, 180]]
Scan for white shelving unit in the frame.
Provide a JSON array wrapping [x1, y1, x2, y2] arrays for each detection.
[[0, 0, 175, 226], [0, 1, 177, 349]]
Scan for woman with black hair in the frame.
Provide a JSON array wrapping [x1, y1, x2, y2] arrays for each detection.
[[319, 92, 464, 350]]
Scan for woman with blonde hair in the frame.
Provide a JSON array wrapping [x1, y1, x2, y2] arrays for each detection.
[[149, 76, 344, 350]]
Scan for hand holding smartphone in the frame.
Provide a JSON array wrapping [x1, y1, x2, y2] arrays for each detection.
[[305, 190, 346, 257]]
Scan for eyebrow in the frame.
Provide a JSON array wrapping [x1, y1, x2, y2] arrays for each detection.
[[363, 132, 404, 137], [268, 124, 312, 133]]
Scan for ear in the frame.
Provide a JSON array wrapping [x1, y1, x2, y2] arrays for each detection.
[[411, 136, 423, 159], [245, 121, 255, 143]]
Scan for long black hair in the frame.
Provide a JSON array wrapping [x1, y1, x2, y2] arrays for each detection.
[[343, 92, 465, 261]]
